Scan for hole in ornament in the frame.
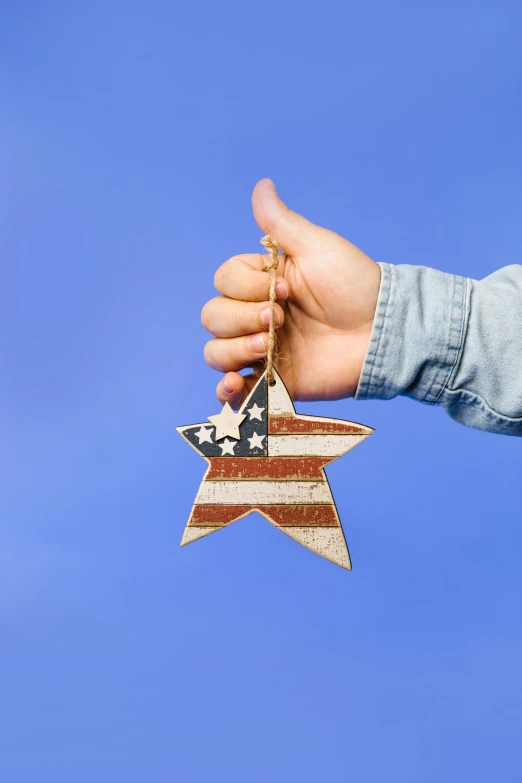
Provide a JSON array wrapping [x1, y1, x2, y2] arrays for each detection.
[[269, 379, 276, 386]]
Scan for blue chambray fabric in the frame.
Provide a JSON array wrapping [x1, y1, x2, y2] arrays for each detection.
[[356, 263, 522, 436]]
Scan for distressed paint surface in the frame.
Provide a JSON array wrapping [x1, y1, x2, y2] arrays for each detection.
[[190, 504, 340, 527], [177, 370, 373, 570], [269, 416, 372, 435], [268, 433, 367, 457], [276, 526, 351, 570], [180, 526, 218, 545], [205, 457, 327, 481], [196, 480, 333, 505]]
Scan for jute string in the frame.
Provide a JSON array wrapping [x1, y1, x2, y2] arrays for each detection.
[[260, 235, 281, 385]]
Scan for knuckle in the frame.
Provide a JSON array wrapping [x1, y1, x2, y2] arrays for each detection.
[[236, 303, 257, 334], [200, 301, 212, 331], [264, 205, 292, 238], [203, 339, 216, 366], [204, 339, 228, 372], [214, 259, 235, 292], [213, 263, 227, 292], [228, 253, 248, 265]]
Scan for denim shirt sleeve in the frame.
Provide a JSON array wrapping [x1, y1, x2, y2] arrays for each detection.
[[355, 263, 522, 436]]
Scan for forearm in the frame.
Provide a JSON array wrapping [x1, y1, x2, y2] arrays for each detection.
[[356, 262, 522, 436]]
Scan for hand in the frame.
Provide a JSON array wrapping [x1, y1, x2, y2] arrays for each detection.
[[201, 179, 381, 408]]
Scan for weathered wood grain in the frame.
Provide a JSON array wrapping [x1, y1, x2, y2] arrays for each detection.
[[205, 457, 327, 481], [269, 416, 372, 435], [190, 504, 340, 527], [276, 526, 351, 570], [195, 480, 333, 505], [268, 433, 367, 457]]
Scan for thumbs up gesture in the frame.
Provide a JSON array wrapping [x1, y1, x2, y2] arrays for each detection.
[[201, 179, 381, 408]]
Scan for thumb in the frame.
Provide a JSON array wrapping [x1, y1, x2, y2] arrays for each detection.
[[252, 178, 319, 255]]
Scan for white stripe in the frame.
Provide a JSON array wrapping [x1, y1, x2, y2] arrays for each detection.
[[268, 433, 366, 457], [276, 526, 351, 570], [180, 526, 218, 545], [195, 480, 333, 505], [268, 371, 295, 415]]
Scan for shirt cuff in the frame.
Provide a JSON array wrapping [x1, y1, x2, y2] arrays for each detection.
[[355, 263, 469, 404]]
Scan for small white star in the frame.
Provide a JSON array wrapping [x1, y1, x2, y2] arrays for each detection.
[[247, 402, 265, 421], [247, 432, 266, 451], [195, 426, 213, 444], [219, 438, 237, 456], [208, 402, 246, 440]]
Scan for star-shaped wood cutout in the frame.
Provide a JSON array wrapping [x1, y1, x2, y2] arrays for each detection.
[[207, 402, 246, 441], [177, 370, 374, 569], [247, 402, 265, 421], [247, 431, 265, 451], [195, 426, 213, 444], [219, 437, 236, 456]]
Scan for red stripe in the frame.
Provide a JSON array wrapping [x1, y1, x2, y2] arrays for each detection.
[[190, 505, 251, 526], [206, 457, 326, 480], [269, 416, 370, 435], [259, 505, 340, 527], [190, 504, 339, 527]]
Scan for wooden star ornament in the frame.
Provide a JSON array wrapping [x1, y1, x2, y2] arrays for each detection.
[[177, 370, 374, 570]]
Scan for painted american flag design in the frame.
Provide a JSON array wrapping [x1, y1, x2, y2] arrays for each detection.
[[177, 370, 374, 569]]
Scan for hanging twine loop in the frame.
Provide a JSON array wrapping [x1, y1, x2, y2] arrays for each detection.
[[260, 235, 281, 386]]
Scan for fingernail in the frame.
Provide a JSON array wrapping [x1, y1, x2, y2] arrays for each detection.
[[248, 333, 267, 354], [260, 306, 271, 327], [261, 306, 281, 328], [223, 379, 233, 393], [275, 278, 288, 299]]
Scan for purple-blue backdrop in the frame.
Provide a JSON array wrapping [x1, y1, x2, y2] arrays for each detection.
[[1, 1, 521, 781]]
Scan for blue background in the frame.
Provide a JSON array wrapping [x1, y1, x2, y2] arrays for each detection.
[[1, 1, 521, 780]]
